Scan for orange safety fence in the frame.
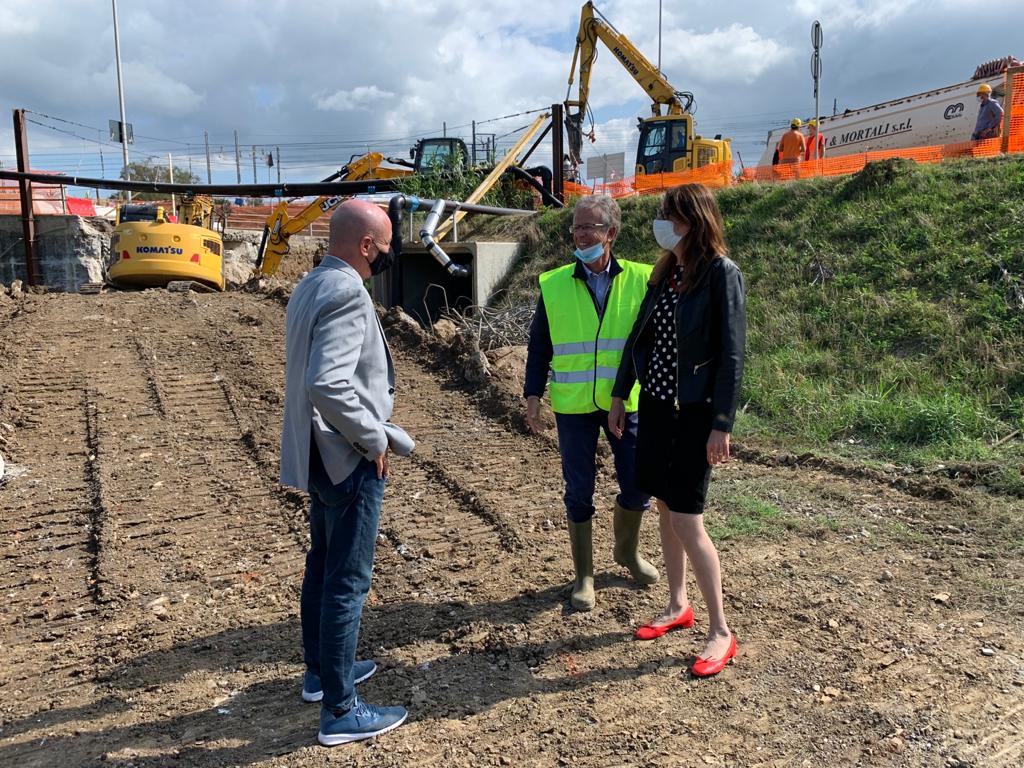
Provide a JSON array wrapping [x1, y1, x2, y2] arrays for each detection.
[[565, 161, 734, 199], [1008, 71, 1024, 153]]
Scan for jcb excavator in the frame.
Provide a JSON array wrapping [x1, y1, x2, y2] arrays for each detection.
[[257, 126, 558, 277], [565, 1, 731, 176], [256, 137, 471, 276]]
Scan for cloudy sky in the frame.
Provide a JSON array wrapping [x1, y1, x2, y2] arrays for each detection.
[[0, 0, 1021, 188]]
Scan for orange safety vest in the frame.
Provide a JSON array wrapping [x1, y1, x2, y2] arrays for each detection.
[[804, 133, 825, 161]]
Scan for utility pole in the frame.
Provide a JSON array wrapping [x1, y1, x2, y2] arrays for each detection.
[[13, 109, 40, 286], [234, 129, 242, 183], [252, 146, 257, 184], [204, 129, 212, 183], [168, 153, 176, 217], [443, 121, 447, 137], [276, 146, 281, 184], [471, 120, 477, 164], [811, 20, 823, 160], [657, 0, 663, 70], [111, 0, 131, 200]]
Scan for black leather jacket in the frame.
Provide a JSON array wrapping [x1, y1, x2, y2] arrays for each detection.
[[612, 256, 746, 432]]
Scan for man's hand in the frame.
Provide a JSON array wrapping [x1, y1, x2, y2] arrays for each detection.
[[706, 429, 731, 466], [608, 397, 626, 439], [374, 451, 389, 480], [526, 396, 546, 434]]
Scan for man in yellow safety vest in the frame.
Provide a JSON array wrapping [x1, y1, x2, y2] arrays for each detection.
[[524, 195, 658, 611]]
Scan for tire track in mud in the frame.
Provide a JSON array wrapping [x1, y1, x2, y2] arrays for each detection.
[[0, 309, 104, 721]]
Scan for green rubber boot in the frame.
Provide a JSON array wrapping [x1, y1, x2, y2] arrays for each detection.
[[613, 504, 660, 585], [567, 519, 595, 611]]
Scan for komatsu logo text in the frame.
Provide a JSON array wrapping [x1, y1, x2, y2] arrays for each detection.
[[135, 246, 184, 255], [612, 46, 639, 76]]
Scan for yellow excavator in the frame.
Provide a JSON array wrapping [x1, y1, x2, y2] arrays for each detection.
[[565, 1, 731, 175], [256, 125, 555, 276], [107, 193, 225, 291]]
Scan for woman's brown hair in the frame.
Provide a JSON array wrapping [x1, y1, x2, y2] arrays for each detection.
[[649, 183, 728, 290]]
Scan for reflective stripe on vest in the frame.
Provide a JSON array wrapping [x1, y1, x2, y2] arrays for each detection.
[[539, 259, 651, 414]]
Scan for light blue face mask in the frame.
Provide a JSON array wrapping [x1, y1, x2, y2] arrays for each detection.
[[574, 242, 605, 264]]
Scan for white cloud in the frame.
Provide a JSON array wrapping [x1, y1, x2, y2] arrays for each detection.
[[789, 0, 920, 29], [316, 85, 397, 112]]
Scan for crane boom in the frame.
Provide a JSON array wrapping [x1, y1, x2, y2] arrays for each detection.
[[564, 1, 694, 165]]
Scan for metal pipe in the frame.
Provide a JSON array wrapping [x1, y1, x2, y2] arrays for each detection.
[[419, 198, 470, 277], [357, 192, 534, 218]]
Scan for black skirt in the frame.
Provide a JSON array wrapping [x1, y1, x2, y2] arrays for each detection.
[[634, 391, 713, 514]]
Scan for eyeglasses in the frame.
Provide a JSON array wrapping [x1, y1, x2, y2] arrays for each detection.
[[568, 223, 610, 235]]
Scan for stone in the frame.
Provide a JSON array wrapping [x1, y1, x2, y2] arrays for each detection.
[[10, 279, 23, 294], [432, 318, 458, 344]]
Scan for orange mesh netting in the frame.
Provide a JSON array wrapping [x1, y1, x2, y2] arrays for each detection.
[[1007, 71, 1024, 153]]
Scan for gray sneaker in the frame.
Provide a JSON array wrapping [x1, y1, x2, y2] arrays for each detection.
[[301, 660, 378, 703], [318, 695, 408, 745]]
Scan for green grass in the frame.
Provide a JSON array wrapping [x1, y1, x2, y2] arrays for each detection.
[[492, 156, 1024, 483], [706, 495, 789, 541]]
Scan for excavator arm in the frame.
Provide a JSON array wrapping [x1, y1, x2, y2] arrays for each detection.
[[256, 152, 413, 276], [564, 1, 694, 165]]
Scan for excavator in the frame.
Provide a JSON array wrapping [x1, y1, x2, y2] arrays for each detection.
[[255, 137, 471, 276], [256, 123, 557, 277], [565, 1, 731, 176], [107, 193, 226, 291]]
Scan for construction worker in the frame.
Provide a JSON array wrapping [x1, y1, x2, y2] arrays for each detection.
[[524, 195, 658, 611], [972, 83, 1004, 140], [804, 119, 826, 161], [777, 118, 806, 165]]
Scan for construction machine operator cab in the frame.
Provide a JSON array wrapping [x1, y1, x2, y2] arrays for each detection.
[[635, 116, 692, 175], [412, 138, 470, 174], [116, 204, 166, 225]]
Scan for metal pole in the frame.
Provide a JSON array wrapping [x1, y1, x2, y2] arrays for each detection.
[[812, 21, 823, 161], [168, 153, 176, 217], [13, 109, 40, 286], [97, 140, 104, 202], [234, 129, 241, 184], [252, 146, 257, 184], [276, 146, 281, 184], [471, 120, 476, 165], [552, 103, 565, 203], [443, 121, 446, 137], [204, 129, 212, 183], [111, 0, 131, 201], [658, 0, 663, 71]]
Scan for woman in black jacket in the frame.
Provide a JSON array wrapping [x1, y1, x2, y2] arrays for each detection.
[[608, 183, 745, 678]]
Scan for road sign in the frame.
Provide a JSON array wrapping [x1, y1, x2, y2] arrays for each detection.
[[586, 152, 625, 181], [108, 119, 134, 144]]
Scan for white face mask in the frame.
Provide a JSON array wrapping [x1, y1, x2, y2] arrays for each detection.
[[652, 218, 683, 250]]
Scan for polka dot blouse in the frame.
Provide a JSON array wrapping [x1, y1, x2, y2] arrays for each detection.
[[646, 264, 685, 402]]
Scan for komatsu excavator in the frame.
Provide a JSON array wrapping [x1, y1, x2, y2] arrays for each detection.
[[107, 193, 225, 291], [565, 1, 731, 176]]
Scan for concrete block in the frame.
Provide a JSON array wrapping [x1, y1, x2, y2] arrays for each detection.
[[373, 241, 522, 325], [0, 215, 111, 291]]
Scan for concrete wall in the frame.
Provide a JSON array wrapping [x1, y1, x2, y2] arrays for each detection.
[[0, 215, 110, 291]]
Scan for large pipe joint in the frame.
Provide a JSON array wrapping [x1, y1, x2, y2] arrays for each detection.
[[419, 198, 471, 277]]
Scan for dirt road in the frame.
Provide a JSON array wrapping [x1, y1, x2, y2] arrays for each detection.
[[0, 288, 1021, 767]]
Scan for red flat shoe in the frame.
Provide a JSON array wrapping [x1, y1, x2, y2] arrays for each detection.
[[634, 606, 695, 640], [690, 634, 737, 677]]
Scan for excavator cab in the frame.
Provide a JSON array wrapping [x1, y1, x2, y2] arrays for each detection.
[[636, 116, 692, 174], [411, 138, 470, 174]]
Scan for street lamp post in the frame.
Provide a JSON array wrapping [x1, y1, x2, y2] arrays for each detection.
[[111, 0, 131, 200]]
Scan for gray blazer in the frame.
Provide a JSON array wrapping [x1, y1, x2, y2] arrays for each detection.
[[280, 255, 413, 491]]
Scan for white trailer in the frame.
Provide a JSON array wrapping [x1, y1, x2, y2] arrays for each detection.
[[756, 66, 1013, 167]]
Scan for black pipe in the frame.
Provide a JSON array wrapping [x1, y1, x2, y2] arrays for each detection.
[[504, 164, 563, 208], [0, 169, 398, 198]]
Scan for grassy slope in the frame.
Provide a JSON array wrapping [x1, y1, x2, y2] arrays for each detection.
[[492, 156, 1024, 486]]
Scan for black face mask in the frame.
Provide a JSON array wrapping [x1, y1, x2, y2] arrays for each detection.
[[369, 243, 396, 275]]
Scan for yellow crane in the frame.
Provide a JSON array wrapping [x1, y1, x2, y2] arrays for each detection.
[[565, 1, 731, 176]]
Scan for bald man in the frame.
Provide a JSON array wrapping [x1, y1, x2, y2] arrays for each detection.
[[281, 199, 413, 745]]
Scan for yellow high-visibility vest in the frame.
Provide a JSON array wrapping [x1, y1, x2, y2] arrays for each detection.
[[539, 259, 651, 414]]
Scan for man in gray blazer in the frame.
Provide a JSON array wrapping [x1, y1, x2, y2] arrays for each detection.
[[281, 199, 413, 746]]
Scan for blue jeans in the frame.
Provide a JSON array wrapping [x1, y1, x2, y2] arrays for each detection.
[[554, 409, 650, 523], [301, 444, 385, 713]]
